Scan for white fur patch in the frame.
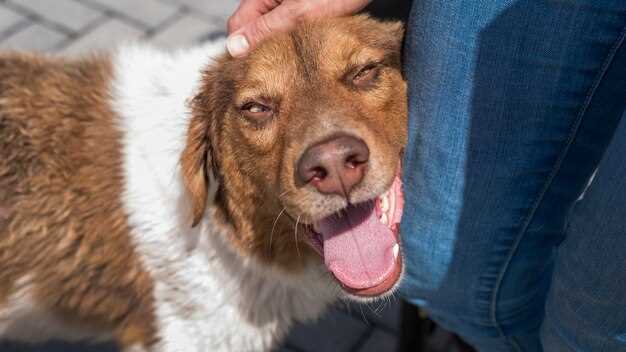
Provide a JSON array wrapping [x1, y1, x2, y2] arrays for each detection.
[[114, 42, 337, 352]]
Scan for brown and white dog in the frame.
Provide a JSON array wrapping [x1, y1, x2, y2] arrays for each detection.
[[0, 15, 407, 351]]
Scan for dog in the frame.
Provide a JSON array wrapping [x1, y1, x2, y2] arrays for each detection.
[[0, 15, 408, 351]]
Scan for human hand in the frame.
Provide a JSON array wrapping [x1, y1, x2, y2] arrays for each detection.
[[226, 0, 373, 57]]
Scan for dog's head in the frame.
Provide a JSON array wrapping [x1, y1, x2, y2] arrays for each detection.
[[182, 15, 407, 299]]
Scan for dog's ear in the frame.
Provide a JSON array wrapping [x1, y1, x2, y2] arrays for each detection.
[[181, 110, 212, 227], [181, 66, 225, 227]]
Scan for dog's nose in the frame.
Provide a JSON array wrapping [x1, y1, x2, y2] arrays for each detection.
[[297, 135, 369, 198]]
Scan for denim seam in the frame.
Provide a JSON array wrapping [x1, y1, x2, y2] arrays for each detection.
[[487, 23, 626, 352]]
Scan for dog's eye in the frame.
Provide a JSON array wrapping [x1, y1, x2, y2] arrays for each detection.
[[241, 102, 273, 122], [352, 63, 381, 87]]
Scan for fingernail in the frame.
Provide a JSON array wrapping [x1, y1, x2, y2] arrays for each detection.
[[226, 34, 249, 57]]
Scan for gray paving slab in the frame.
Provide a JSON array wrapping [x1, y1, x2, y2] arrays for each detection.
[[85, 0, 180, 28], [0, 23, 66, 51], [150, 13, 223, 49], [0, 5, 25, 35], [60, 18, 144, 55], [160, 0, 239, 20], [10, 0, 103, 32]]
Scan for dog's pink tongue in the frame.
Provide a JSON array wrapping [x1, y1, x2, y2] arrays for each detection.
[[318, 202, 396, 290]]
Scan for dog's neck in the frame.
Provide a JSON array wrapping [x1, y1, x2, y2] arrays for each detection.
[[201, 207, 336, 323]]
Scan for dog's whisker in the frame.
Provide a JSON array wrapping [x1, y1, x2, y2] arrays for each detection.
[[374, 300, 385, 315], [358, 304, 370, 326], [344, 301, 353, 317], [383, 295, 391, 310], [366, 301, 377, 315], [268, 207, 286, 256], [279, 189, 292, 199], [294, 215, 301, 259]]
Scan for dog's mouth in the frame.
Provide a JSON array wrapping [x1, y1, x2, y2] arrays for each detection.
[[305, 171, 404, 298]]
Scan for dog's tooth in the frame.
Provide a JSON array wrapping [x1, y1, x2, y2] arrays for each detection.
[[392, 243, 399, 259], [381, 195, 389, 213], [380, 213, 388, 225]]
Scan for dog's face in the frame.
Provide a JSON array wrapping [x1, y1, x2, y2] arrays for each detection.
[[183, 15, 407, 299]]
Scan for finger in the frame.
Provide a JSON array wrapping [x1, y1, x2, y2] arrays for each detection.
[[227, 3, 302, 57], [227, 0, 281, 34]]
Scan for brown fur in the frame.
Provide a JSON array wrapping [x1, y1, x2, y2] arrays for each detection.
[[182, 15, 407, 271], [0, 54, 157, 347]]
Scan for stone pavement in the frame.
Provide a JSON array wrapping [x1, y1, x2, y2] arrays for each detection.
[[0, 1, 402, 351], [0, 0, 233, 53]]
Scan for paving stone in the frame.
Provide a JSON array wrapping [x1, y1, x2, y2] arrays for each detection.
[[0, 23, 66, 51], [161, 0, 238, 20], [10, 0, 103, 32], [60, 18, 144, 55], [0, 5, 25, 34], [285, 308, 370, 352], [85, 0, 179, 28], [150, 14, 223, 49], [357, 329, 398, 352]]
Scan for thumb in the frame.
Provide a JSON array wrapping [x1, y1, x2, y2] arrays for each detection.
[[226, 4, 302, 57]]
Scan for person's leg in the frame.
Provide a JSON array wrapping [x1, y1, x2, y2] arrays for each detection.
[[399, 0, 626, 350], [541, 110, 626, 351]]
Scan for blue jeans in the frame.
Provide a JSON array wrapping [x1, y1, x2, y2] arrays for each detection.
[[399, 0, 626, 351]]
